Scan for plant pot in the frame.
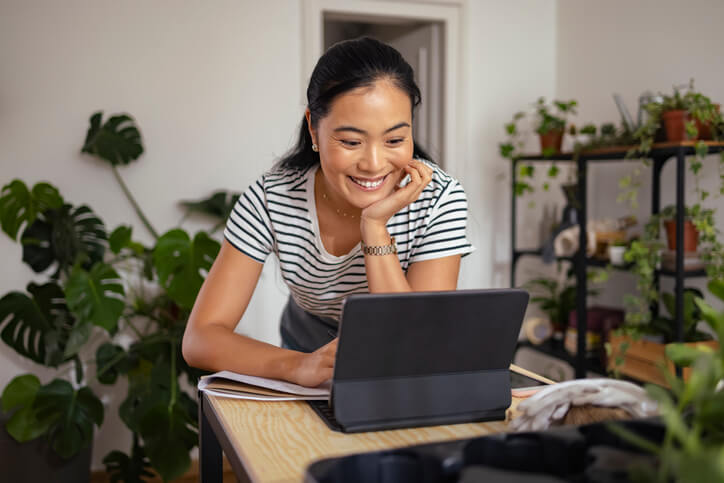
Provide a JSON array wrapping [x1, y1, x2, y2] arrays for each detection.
[[608, 334, 719, 387], [662, 109, 697, 142], [539, 129, 564, 154], [608, 245, 627, 266], [663, 219, 699, 252], [0, 416, 92, 483], [694, 103, 720, 140]]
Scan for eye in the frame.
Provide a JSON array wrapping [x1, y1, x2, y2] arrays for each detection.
[[340, 139, 361, 147], [387, 138, 405, 145]]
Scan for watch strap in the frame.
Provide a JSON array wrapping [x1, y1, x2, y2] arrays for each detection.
[[361, 237, 397, 256]]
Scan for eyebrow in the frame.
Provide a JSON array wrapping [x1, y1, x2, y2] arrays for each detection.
[[333, 122, 410, 135]]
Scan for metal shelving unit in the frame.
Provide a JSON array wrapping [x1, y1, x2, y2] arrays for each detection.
[[511, 141, 724, 378]]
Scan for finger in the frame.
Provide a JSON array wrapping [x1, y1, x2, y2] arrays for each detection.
[[403, 164, 427, 201], [410, 160, 433, 185], [405, 163, 423, 187]]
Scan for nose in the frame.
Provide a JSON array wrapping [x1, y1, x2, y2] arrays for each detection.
[[357, 143, 383, 173]]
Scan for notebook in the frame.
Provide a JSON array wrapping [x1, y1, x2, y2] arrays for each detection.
[[315, 289, 531, 433]]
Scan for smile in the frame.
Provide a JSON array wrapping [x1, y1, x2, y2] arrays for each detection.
[[349, 175, 387, 190]]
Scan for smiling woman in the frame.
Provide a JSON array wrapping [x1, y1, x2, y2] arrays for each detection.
[[182, 37, 474, 387]]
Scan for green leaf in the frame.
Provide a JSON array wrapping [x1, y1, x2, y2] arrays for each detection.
[[0, 180, 63, 241], [109, 225, 132, 254], [542, 146, 555, 158], [695, 140, 708, 159], [96, 343, 128, 385], [519, 165, 535, 178], [514, 182, 532, 196], [33, 380, 104, 459], [6, 406, 52, 443], [81, 112, 143, 166], [103, 447, 154, 483], [180, 191, 241, 222], [1, 374, 40, 412], [21, 204, 107, 276], [0, 287, 54, 364], [707, 279, 724, 302], [665, 343, 711, 367], [547, 165, 559, 178], [153, 230, 220, 309], [499, 143, 515, 159], [140, 403, 195, 481], [62, 320, 92, 359], [64, 263, 125, 331]]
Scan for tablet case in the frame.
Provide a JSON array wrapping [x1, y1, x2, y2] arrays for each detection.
[[330, 289, 529, 433]]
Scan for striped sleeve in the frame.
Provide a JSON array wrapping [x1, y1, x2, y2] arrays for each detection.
[[408, 179, 474, 263], [223, 176, 275, 263]]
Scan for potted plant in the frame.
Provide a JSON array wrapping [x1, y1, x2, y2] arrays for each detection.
[[635, 80, 722, 145], [534, 97, 578, 155], [623, 204, 724, 329], [525, 266, 599, 342], [610, 279, 724, 481], [659, 204, 699, 253], [0, 112, 238, 482], [499, 98, 577, 200], [608, 287, 718, 386], [608, 239, 628, 266]]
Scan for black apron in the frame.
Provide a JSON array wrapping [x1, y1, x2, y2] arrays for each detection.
[[279, 296, 338, 353]]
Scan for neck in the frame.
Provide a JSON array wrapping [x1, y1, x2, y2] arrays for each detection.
[[315, 169, 362, 219]]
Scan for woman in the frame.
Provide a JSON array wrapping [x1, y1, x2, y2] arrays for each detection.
[[182, 37, 473, 387]]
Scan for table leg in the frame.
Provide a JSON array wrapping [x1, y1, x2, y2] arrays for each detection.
[[199, 392, 223, 483]]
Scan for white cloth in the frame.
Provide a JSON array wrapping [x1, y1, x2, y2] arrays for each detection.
[[511, 379, 658, 432]]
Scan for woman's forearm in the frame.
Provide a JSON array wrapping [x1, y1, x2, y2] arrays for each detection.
[[182, 322, 300, 380]]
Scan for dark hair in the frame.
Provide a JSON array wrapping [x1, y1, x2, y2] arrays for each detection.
[[277, 37, 434, 170]]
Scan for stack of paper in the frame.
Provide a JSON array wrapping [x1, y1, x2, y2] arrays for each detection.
[[198, 371, 331, 401]]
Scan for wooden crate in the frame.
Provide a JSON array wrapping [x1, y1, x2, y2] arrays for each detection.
[[608, 334, 719, 387]]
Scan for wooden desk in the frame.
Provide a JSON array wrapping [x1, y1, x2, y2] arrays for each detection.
[[199, 393, 525, 483]]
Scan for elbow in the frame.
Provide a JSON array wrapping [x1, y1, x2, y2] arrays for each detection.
[[181, 326, 204, 370]]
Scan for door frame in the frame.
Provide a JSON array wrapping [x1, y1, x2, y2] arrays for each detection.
[[302, 0, 467, 176]]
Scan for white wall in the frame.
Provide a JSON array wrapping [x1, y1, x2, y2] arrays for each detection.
[[0, 0, 561, 472], [555, 0, 724, 308], [462, 0, 559, 290], [0, 0, 302, 469]]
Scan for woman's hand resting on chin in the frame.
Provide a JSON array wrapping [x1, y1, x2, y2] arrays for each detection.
[[360, 160, 433, 240]]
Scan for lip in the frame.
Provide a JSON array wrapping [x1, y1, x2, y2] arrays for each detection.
[[348, 174, 389, 192]]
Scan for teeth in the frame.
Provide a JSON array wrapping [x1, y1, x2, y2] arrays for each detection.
[[351, 176, 384, 188]]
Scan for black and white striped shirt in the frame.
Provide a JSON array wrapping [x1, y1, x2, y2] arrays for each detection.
[[224, 161, 474, 320]]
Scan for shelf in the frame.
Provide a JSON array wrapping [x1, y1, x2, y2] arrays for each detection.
[[516, 141, 724, 162], [510, 138, 714, 378], [514, 249, 707, 278], [516, 340, 607, 375]]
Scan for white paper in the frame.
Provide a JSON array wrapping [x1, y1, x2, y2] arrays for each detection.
[[201, 387, 329, 401], [198, 370, 331, 399]]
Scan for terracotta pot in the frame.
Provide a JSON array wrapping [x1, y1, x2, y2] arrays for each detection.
[[663, 219, 699, 252], [662, 109, 697, 142], [608, 334, 719, 387], [539, 129, 564, 154], [694, 103, 720, 140]]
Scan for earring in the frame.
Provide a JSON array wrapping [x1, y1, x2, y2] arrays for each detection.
[[312, 143, 319, 152]]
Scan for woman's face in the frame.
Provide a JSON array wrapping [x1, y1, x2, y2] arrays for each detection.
[[309, 79, 414, 212]]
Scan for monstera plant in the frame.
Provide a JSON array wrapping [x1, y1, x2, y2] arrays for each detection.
[[0, 112, 239, 481]]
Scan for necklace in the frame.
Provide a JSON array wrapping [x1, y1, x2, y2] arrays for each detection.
[[321, 191, 357, 219]]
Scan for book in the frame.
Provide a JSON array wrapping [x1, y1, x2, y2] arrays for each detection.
[[199, 367, 552, 401], [198, 370, 330, 401]]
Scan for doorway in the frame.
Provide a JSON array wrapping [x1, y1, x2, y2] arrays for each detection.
[[323, 13, 444, 163], [303, 0, 463, 174]]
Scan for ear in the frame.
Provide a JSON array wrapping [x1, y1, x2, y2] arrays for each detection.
[[305, 109, 316, 146]]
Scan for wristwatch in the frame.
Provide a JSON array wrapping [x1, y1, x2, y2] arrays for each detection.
[[361, 236, 397, 256]]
